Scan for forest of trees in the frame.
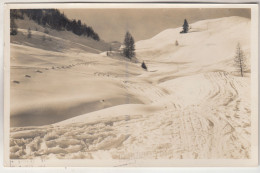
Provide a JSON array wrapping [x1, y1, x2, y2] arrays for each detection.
[[10, 9, 100, 41]]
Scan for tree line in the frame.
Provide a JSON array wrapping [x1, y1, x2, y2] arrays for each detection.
[[10, 9, 100, 41]]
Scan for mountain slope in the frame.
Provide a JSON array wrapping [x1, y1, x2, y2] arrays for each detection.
[[11, 17, 112, 53], [136, 16, 250, 73]]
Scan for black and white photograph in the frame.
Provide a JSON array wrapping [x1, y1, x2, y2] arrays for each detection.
[[3, 3, 258, 167]]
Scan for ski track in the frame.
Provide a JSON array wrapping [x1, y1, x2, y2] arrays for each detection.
[[10, 71, 251, 159]]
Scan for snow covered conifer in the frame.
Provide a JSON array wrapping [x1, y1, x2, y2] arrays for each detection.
[[123, 31, 135, 59], [180, 19, 189, 33], [234, 43, 247, 77]]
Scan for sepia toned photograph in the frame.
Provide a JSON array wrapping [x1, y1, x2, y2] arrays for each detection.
[[3, 3, 258, 167]]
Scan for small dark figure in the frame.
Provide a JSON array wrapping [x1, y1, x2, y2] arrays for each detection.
[[141, 61, 147, 70]]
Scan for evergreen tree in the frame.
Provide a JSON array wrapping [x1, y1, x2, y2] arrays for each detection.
[[141, 61, 147, 70], [123, 31, 135, 59], [181, 19, 189, 33], [27, 27, 32, 38], [234, 43, 247, 77], [10, 18, 18, 35]]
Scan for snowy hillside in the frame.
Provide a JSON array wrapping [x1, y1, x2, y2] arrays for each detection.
[[11, 17, 114, 53], [10, 16, 251, 160], [136, 16, 250, 73]]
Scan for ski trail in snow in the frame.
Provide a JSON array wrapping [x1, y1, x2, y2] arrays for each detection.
[[10, 16, 251, 160], [10, 71, 251, 159]]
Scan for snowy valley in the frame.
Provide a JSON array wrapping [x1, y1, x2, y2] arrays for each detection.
[[9, 16, 251, 160]]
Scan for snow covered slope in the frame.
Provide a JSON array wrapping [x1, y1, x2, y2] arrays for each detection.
[[10, 44, 143, 127], [11, 17, 113, 53], [10, 16, 251, 160], [136, 16, 250, 73]]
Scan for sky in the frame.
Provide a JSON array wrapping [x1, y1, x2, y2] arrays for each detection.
[[61, 8, 250, 42]]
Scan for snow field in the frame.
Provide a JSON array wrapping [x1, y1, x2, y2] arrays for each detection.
[[9, 16, 251, 159]]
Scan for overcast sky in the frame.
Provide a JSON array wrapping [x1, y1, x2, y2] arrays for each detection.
[[61, 8, 250, 42]]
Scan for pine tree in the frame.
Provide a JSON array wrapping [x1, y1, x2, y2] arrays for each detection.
[[141, 61, 147, 70], [123, 31, 135, 59], [27, 27, 32, 38], [10, 18, 18, 35], [234, 43, 247, 77], [181, 19, 189, 33]]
